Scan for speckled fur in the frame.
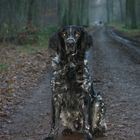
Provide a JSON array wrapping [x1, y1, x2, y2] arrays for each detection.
[[46, 26, 106, 140]]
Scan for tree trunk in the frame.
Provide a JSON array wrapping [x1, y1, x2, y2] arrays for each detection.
[[106, 0, 114, 23], [126, 0, 137, 29], [119, 0, 123, 22], [106, 0, 110, 23], [110, 0, 113, 22], [27, 0, 34, 29], [58, 0, 90, 26]]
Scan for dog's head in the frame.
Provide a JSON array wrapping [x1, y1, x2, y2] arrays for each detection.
[[49, 25, 92, 58]]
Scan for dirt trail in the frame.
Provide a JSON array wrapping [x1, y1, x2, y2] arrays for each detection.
[[1, 68, 52, 140], [89, 27, 140, 140], [1, 27, 140, 140]]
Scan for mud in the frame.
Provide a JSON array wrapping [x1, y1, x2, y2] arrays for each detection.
[[1, 27, 140, 140], [90, 27, 140, 140]]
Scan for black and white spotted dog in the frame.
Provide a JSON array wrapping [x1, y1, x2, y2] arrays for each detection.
[[45, 25, 107, 140]]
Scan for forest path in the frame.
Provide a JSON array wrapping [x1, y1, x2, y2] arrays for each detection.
[[1, 67, 52, 140], [1, 27, 140, 140], [89, 27, 140, 140]]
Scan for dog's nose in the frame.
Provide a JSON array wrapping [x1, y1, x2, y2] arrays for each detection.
[[66, 39, 75, 47]]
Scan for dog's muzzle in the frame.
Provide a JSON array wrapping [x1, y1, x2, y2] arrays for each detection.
[[65, 37, 77, 55]]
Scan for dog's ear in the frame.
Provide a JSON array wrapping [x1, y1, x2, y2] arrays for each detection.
[[49, 32, 60, 54], [80, 28, 93, 51]]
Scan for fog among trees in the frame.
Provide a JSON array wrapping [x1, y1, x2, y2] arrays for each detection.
[[0, 0, 139, 40], [0, 1, 140, 139]]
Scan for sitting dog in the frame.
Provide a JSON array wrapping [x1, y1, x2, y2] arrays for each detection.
[[45, 25, 107, 140]]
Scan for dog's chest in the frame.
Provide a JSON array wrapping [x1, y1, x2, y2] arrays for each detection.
[[51, 56, 91, 92], [51, 55, 91, 131], [60, 109, 83, 131], [60, 93, 84, 131]]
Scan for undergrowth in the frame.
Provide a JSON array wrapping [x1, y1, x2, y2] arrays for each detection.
[[109, 23, 140, 37], [17, 25, 58, 53]]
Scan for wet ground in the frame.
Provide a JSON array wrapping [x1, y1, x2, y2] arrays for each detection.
[[1, 27, 140, 140]]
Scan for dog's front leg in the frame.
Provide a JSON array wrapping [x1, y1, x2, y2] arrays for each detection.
[[83, 95, 93, 140], [44, 96, 61, 140]]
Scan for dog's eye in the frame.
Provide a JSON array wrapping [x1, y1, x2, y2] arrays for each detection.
[[75, 32, 80, 38], [62, 32, 66, 37]]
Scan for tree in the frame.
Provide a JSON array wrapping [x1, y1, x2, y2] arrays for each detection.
[[58, 0, 90, 26], [106, 0, 114, 23], [126, 0, 137, 29], [135, 0, 140, 26], [26, 0, 35, 29], [119, 0, 124, 22]]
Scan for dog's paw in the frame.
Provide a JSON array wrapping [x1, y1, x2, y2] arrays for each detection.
[[84, 134, 93, 140], [95, 121, 107, 136], [94, 127, 107, 137], [43, 136, 54, 140], [62, 128, 73, 136]]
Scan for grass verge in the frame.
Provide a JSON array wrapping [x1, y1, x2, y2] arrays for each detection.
[[17, 25, 58, 53], [109, 23, 140, 41]]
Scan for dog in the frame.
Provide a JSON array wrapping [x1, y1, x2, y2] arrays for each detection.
[[45, 25, 107, 140]]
